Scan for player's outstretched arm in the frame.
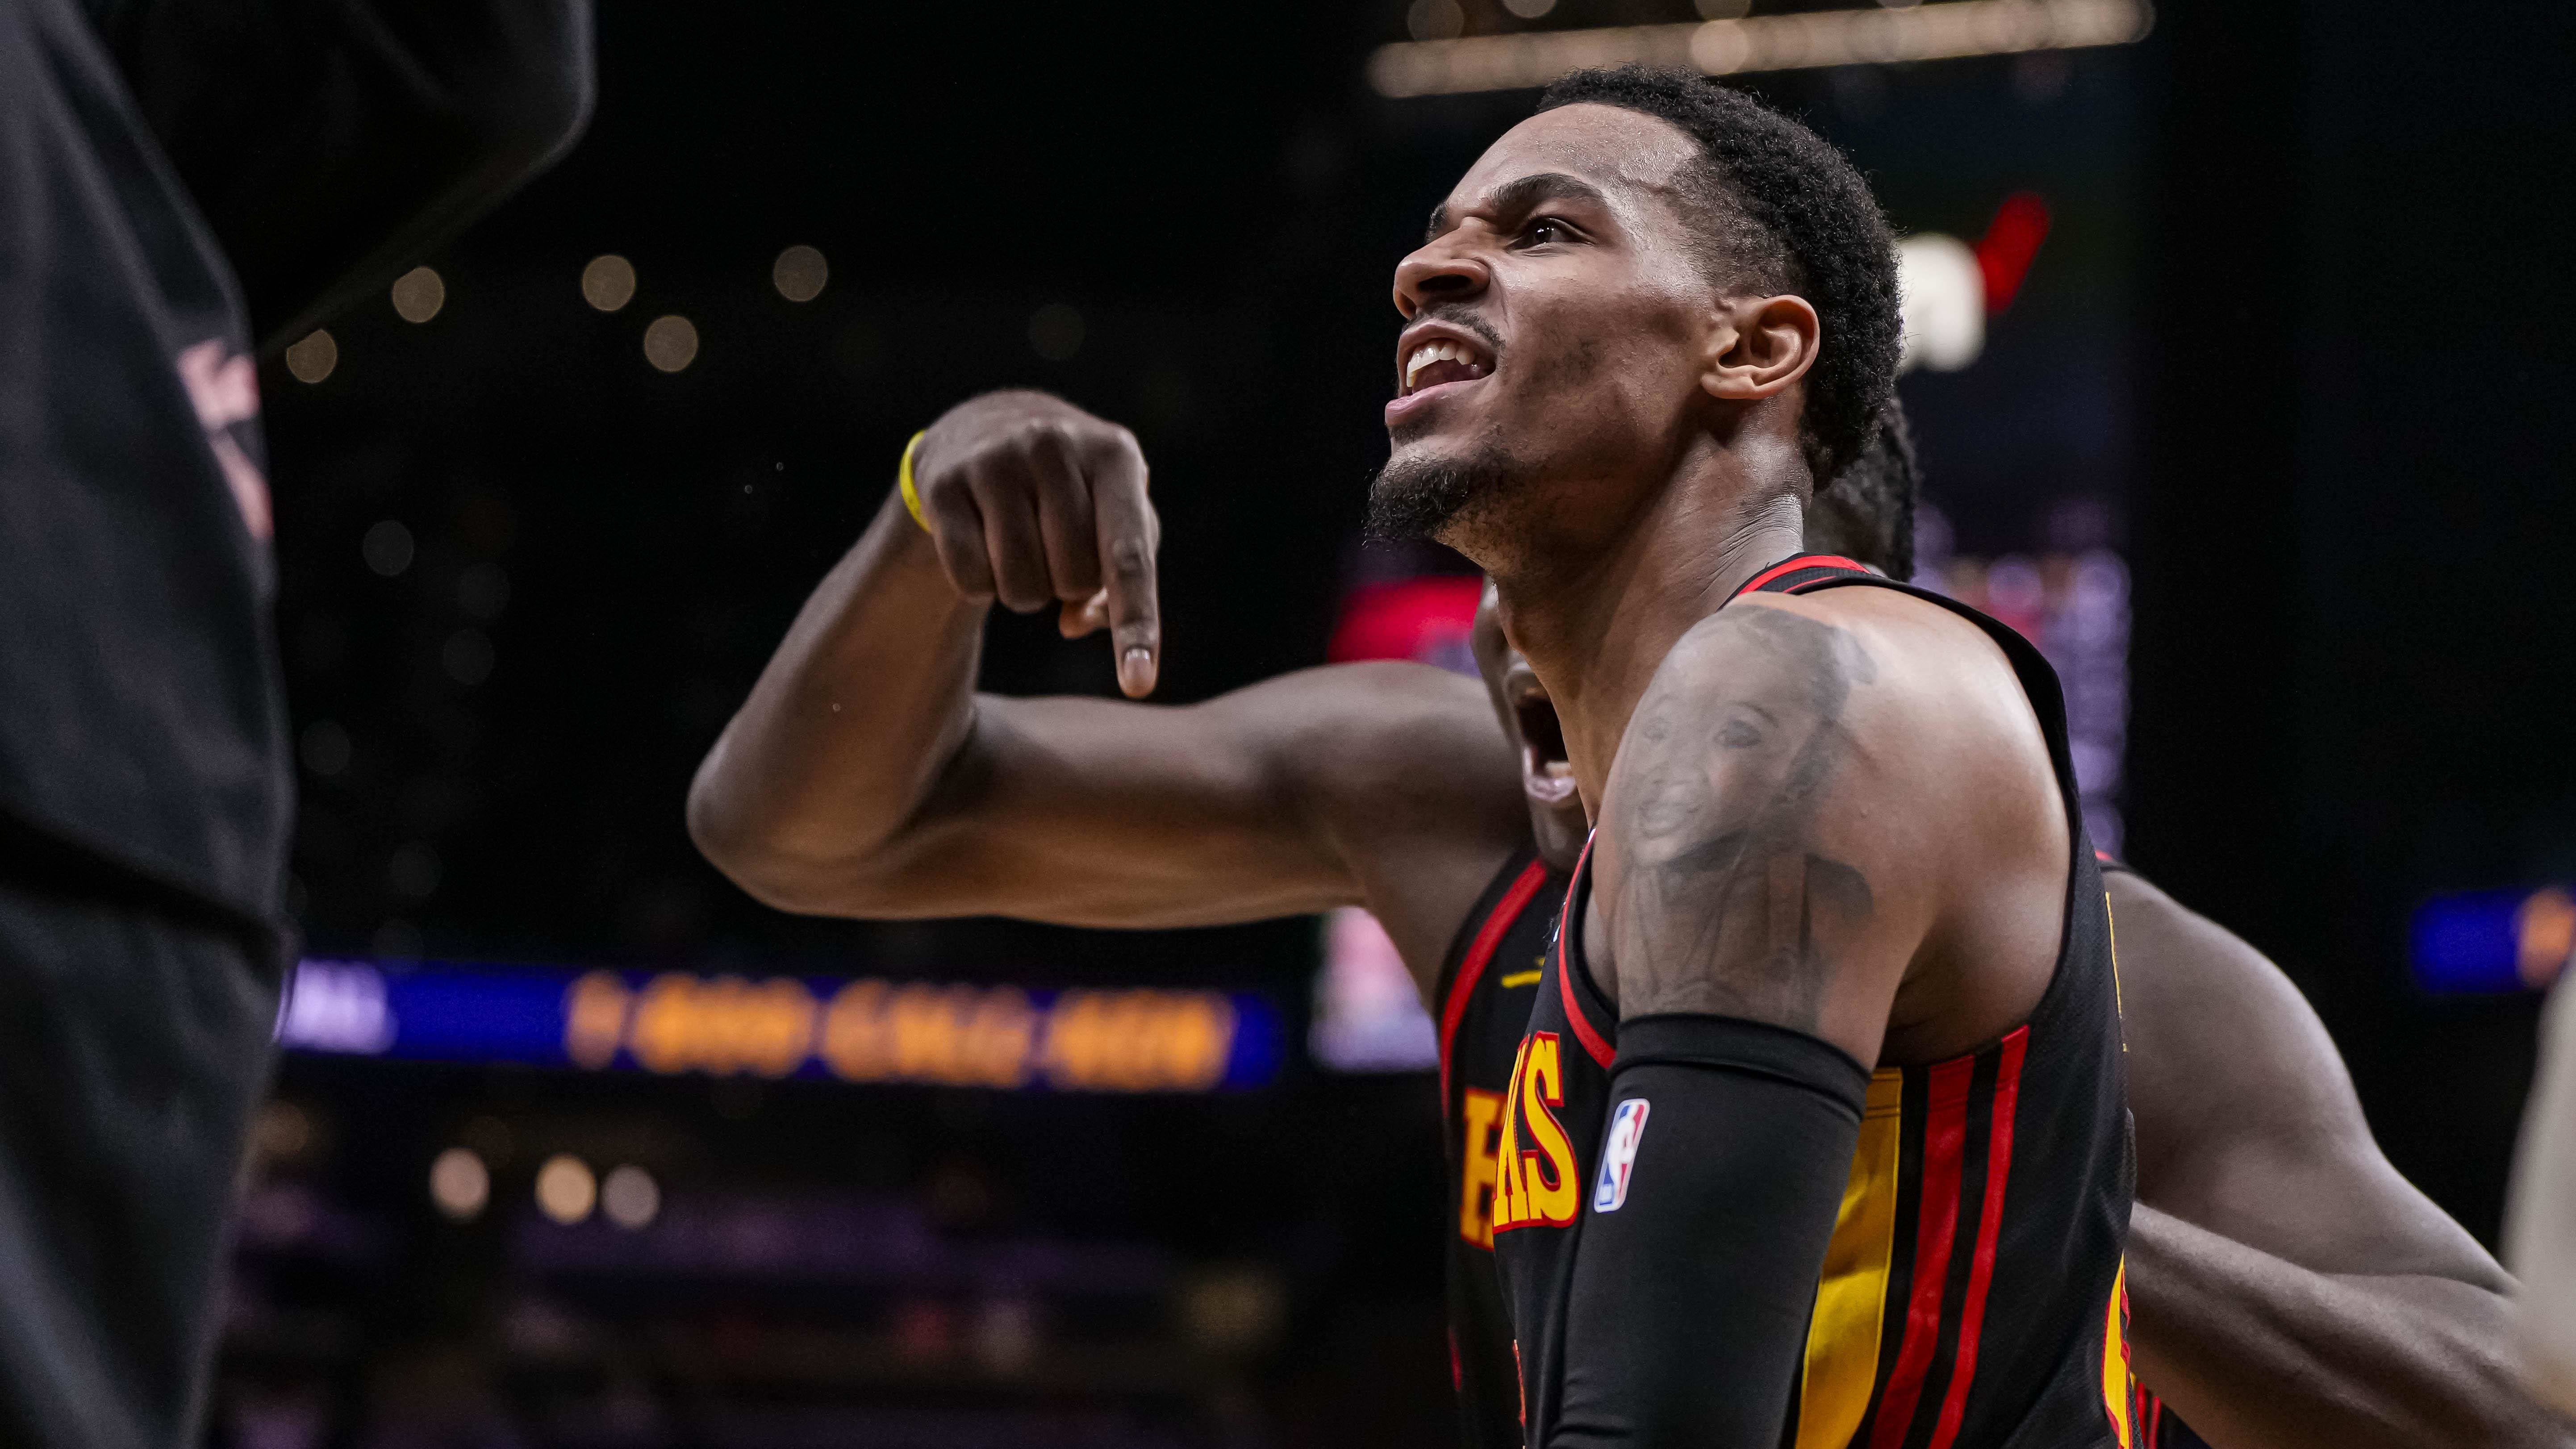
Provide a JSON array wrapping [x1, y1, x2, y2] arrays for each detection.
[[2115, 870, 2574, 1449], [688, 391, 1524, 961], [1550, 592, 2056, 1447]]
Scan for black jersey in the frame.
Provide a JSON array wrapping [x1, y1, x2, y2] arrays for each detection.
[[1490, 555, 2143, 1449], [1436, 846, 1571, 1449]]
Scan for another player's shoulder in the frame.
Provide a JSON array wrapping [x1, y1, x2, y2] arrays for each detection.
[[2104, 865, 2362, 1144], [2103, 867, 2333, 1056], [2102, 867, 2301, 1003]]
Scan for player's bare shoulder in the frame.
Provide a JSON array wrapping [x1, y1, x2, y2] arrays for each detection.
[[1589, 594, 1894, 1036], [1590, 586, 2066, 1064]]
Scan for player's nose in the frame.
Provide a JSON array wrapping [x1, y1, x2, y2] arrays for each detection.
[[1393, 238, 1490, 319]]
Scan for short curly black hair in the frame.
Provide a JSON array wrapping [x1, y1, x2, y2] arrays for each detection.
[[1536, 65, 1900, 490], [1805, 397, 1919, 582]]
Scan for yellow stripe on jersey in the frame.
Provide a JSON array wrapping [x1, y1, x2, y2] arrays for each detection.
[[1795, 1068, 1907, 1449], [2105, 889, 2129, 1052], [2100, 1257, 2135, 1448]]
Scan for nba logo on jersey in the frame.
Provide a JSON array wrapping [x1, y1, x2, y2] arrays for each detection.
[[1593, 1098, 1650, 1211]]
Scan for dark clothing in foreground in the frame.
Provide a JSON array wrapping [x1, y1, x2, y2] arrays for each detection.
[[0, 821, 280, 1449], [1436, 848, 1569, 1449], [0, 0, 588, 1441]]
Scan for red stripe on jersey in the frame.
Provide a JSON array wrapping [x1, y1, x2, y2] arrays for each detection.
[[1868, 1055, 1979, 1449], [1556, 933, 1615, 1070], [1440, 857, 1552, 1109], [1557, 838, 1616, 1070], [1924, 1028, 2029, 1449], [1743, 553, 1868, 596]]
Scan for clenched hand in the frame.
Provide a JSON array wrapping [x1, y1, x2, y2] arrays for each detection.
[[910, 390, 1161, 697]]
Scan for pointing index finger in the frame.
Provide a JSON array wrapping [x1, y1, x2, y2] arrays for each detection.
[[1087, 433, 1160, 697]]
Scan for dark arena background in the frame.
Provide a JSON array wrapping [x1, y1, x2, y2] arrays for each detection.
[[219, 2, 2574, 1445]]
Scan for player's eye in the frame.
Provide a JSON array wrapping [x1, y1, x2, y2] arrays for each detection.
[[1519, 217, 1575, 247]]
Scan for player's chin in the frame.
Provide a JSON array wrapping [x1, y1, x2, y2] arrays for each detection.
[[1381, 413, 1503, 474], [1383, 372, 1495, 440]]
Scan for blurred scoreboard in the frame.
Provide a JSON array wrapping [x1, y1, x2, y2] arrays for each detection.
[[278, 959, 1283, 1092], [2410, 885, 2576, 995]]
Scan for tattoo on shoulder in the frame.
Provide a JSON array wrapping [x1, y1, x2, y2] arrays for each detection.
[[1607, 608, 1878, 1030]]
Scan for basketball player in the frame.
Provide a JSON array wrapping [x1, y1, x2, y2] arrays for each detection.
[[692, 375, 2552, 1447], [689, 375, 1911, 1444], [1355, 66, 2127, 1445], [1483, 639, 2549, 1449], [1374, 67, 2571, 1449]]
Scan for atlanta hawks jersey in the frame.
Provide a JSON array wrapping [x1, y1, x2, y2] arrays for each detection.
[[1491, 555, 2140, 1449], [1436, 846, 1571, 1449]]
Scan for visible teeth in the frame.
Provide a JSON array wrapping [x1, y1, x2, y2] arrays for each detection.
[[1539, 760, 1573, 779], [1404, 338, 1486, 392]]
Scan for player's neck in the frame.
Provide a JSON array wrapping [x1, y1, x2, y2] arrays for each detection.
[[1493, 481, 1803, 818]]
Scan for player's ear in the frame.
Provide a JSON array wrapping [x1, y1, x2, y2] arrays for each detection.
[[1699, 293, 1821, 402]]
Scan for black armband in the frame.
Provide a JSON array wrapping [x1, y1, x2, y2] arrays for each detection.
[[1554, 1014, 1869, 1449]]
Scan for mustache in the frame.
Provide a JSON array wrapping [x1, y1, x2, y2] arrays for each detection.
[[1409, 305, 1503, 361]]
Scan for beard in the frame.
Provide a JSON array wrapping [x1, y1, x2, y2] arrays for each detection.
[[1363, 432, 1533, 547]]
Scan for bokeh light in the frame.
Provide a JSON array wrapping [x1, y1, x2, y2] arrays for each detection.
[[535, 1154, 597, 1224], [1180, 1265, 1286, 1358], [582, 254, 637, 311], [251, 1101, 313, 1164], [361, 520, 414, 577], [390, 267, 445, 323], [643, 315, 699, 372], [772, 245, 828, 302], [284, 330, 337, 384], [1406, 0, 1464, 40], [601, 1164, 660, 1230], [430, 1148, 489, 1221]]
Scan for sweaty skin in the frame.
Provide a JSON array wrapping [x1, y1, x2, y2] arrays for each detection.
[[688, 388, 1528, 992], [689, 389, 2559, 1449], [1387, 98, 2061, 1075], [1383, 98, 2556, 1445]]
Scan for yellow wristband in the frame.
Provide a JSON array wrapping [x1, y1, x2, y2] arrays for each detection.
[[897, 430, 930, 531]]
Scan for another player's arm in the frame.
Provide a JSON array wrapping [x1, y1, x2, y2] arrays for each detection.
[[687, 391, 1524, 955], [1552, 594, 2047, 1447], [2117, 869, 2574, 1448], [2509, 981, 2576, 1420]]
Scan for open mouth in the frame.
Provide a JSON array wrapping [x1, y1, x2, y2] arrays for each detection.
[[1401, 334, 1494, 396], [1513, 687, 1576, 805]]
